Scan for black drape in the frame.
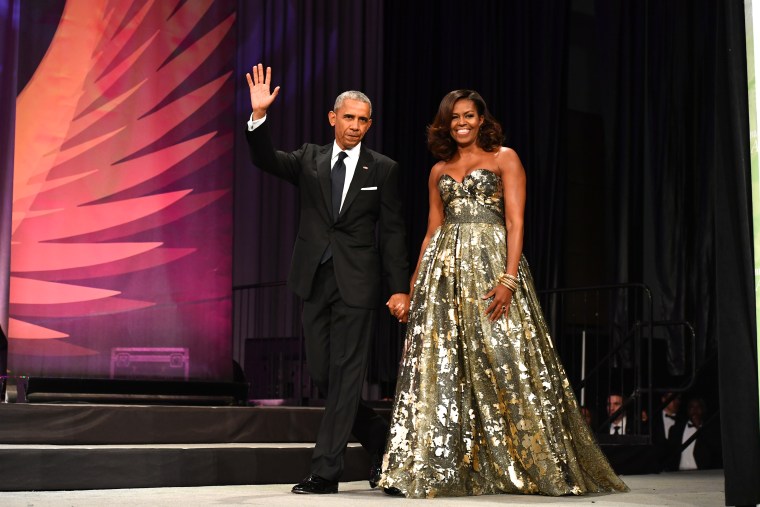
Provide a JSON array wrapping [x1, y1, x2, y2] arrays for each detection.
[[714, 3, 760, 505], [234, 3, 760, 502], [234, 1, 570, 388], [381, 0, 569, 284], [235, 0, 385, 288], [595, 0, 760, 504], [234, 1, 569, 294], [375, 0, 570, 382], [234, 0, 385, 343], [596, 0, 718, 377]]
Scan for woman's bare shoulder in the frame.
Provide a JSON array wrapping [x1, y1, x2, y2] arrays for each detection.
[[429, 160, 447, 179], [495, 146, 520, 161]]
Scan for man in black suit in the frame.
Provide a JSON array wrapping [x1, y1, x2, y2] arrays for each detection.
[[651, 392, 683, 470], [245, 64, 410, 494], [669, 397, 722, 471]]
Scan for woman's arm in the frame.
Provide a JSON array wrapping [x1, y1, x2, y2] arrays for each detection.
[[483, 147, 526, 321]]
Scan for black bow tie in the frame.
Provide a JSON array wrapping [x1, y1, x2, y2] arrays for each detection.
[[664, 414, 677, 420]]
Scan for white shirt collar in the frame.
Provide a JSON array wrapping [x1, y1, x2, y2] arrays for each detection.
[[332, 141, 361, 161]]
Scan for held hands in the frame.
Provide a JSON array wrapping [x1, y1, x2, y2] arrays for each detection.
[[246, 63, 280, 120], [483, 285, 513, 322], [386, 293, 410, 323]]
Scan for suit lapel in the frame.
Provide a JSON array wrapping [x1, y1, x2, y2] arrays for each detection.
[[316, 145, 333, 219], [339, 149, 372, 218]]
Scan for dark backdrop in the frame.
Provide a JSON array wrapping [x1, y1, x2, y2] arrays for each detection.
[[591, 2, 759, 503], [0, 0, 755, 504], [233, 1, 759, 504]]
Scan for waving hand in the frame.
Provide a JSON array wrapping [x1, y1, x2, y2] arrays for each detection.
[[246, 63, 280, 120]]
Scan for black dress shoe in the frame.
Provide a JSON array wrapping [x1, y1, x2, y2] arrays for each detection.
[[383, 486, 404, 497], [369, 457, 382, 488], [291, 474, 338, 494]]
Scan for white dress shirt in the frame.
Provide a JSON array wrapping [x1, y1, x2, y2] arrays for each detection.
[[679, 423, 698, 470], [330, 142, 360, 211], [662, 410, 677, 438], [609, 417, 627, 435]]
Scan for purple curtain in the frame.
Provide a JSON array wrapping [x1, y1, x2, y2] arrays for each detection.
[[233, 0, 384, 337], [0, 0, 19, 378]]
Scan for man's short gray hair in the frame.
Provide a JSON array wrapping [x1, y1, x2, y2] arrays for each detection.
[[334, 91, 372, 117]]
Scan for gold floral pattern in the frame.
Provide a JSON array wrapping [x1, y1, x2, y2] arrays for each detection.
[[379, 169, 628, 498]]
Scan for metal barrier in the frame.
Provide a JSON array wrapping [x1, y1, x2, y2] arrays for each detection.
[[537, 283, 696, 443], [234, 281, 696, 423]]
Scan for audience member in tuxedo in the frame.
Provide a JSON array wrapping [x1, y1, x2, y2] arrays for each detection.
[[245, 64, 410, 494], [669, 397, 723, 471], [651, 393, 683, 448], [651, 392, 683, 469], [604, 393, 631, 436]]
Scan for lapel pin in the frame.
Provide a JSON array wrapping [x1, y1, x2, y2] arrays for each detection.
[[362, 166, 369, 170]]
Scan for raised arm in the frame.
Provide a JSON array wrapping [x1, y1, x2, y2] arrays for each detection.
[[246, 63, 281, 119]]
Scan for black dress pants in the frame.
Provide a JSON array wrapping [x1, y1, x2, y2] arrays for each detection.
[[301, 259, 388, 481]]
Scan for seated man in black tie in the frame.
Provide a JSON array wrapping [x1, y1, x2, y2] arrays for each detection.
[[651, 392, 683, 469], [669, 397, 723, 471]]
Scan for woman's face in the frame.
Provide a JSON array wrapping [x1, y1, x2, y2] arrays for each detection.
[[449, 99, 483, 145]]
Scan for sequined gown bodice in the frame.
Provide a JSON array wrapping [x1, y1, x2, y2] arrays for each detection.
[[379, 169, 627, 498]]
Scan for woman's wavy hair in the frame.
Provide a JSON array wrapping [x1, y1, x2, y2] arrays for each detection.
[[427, 90, 504, 161]]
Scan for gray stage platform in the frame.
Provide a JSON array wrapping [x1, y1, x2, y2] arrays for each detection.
[[0, 470, 726, 506]]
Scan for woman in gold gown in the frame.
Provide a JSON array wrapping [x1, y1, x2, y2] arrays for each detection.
[[378, 90, 629, 498]]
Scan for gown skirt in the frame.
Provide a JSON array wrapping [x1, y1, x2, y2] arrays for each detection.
[[378, 169, 628, 498]]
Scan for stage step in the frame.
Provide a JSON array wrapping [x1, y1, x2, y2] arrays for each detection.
[[0, 402, 658, 490], [0, 403, 380, 490], [0, 442, 373, 491], [0, 403, 378, 445]]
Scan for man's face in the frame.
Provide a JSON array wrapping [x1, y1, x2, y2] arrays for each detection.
[[329, 98, 372, 150], [607, 395, 623, 418], [688, 399, 704, 424]]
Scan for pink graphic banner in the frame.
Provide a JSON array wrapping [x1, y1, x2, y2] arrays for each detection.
[[9, 0, 234, 380]]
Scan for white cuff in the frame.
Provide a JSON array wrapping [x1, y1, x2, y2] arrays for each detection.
[[247, 114, 266, 131]]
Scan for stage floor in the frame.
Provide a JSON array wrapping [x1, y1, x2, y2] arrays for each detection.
[[2, 469, 723, 506]]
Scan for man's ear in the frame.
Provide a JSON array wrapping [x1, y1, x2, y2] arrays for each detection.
[[328, 110, 336, 126]]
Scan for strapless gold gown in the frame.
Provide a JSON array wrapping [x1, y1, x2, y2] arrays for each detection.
[[378, 169, 628, 498]]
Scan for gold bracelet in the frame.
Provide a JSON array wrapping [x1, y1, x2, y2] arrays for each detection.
[[496, 272, 519, 292], [497, 276, 518, 292]]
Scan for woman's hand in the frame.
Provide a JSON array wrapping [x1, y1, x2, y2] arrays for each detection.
[[483, 284, 513, 322], [386, 293, 410, 323]]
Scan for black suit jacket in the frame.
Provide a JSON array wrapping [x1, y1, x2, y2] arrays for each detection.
[[246, 123, 409, 308], [668, 419, 723, 470]]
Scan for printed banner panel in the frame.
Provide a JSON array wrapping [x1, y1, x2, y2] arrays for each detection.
[[9, 0, 235, 380]]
